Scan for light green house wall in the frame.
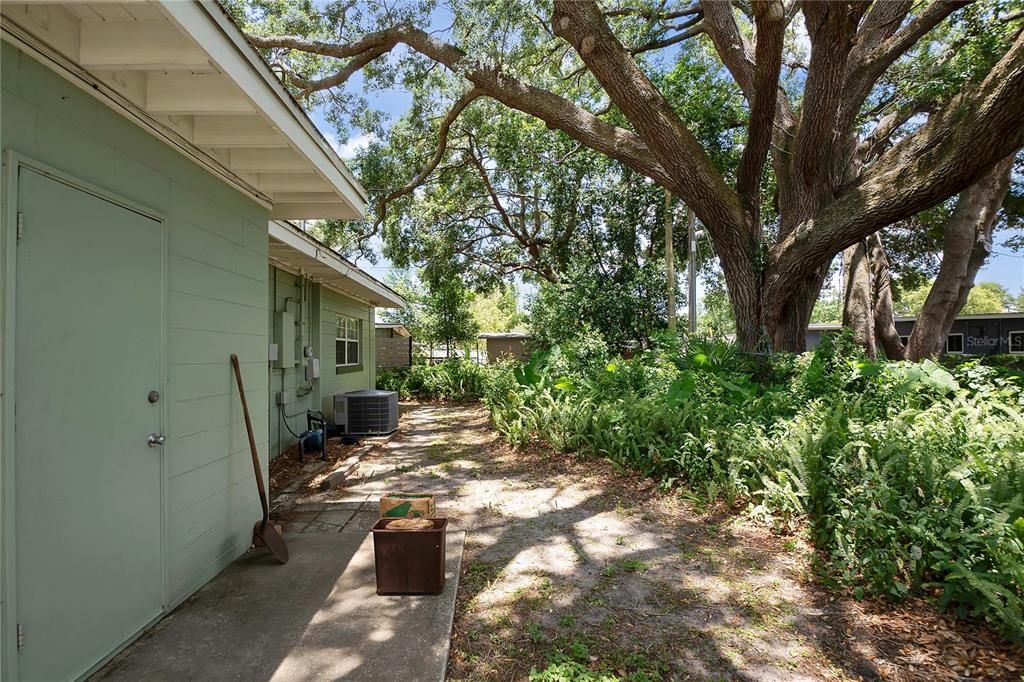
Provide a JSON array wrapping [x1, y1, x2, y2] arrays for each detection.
[[268, 264, 376, 457], [1, 40, 270, 615], [320, 286, 378, 410], [268, 265, 320, 456]]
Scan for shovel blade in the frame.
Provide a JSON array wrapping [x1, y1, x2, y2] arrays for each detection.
[[253, 521, 289, 564]]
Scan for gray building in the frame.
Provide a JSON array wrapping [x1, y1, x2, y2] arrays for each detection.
[[480, 332, 532, 363], [806, 313, 1024, 355]]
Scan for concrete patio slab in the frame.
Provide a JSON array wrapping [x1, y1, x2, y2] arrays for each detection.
[[92, 529, 465, 681]]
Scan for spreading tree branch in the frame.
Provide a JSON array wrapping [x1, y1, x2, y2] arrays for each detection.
[[285, 46, 390, 98], [603, 4, 702, 21], [464, 137, 524, 244], [765, 31, 1024, 324], [789, 1, 867, 214], [736, 0, 784, 223], [630, 21, 705, 54], [551, 0, 743, 242], [246, 25, 672, 188], [838, 1, 971, 138], [701, 0, 797, 183], [374, 88, 482, 228]]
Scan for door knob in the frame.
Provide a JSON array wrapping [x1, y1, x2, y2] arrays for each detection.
[[147, 433, 167, 447]]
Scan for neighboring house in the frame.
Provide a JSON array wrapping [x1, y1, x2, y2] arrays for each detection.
[[376, 323, 413, 370], [0, 2, 399, 679], [805, 323, 843, 350], [806, 313, 1024, 354], [480, 332, 532, 363]]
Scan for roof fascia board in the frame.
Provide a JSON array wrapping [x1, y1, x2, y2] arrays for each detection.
[[269, 221, 405, 308], [158, 0, 368, 214], [268, 256, 377, 307], [894, 312, 1024, 322]]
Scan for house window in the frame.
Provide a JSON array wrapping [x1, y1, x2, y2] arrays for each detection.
[[1010, 331, 1024, 354], [946, 333, 964, 354], [336, 316, 361, 369]]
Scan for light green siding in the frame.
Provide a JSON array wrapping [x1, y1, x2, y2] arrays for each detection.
[[268, 266, 321, 457], [320, 286, 377, 413], [267, 265, 376, 456], [1, 38, 271, 632]]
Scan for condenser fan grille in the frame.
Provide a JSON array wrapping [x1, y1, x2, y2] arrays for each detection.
[[345, 390, 399, 434]]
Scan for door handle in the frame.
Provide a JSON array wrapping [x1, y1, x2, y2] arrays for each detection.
[[147, 433, 167, 447]]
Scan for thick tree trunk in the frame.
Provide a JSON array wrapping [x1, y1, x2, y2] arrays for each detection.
[[766, 270, 828, 353], [842, 241, 876, 358], [905, 154, 1015, 360], [867, 233, 906, 360], [718, 246, 763, 351]]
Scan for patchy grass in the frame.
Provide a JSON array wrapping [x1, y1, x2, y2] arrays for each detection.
[[356, 403, 1023, 682]]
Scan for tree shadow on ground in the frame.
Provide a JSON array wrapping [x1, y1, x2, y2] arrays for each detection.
[[347, 403, 871, 681]]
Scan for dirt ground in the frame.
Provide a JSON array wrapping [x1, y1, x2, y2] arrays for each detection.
[[277, 403, 1023, 681]]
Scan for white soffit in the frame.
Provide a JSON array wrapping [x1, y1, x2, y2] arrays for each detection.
[[0, 0, 367, 220], [268, 221, 405, 309]]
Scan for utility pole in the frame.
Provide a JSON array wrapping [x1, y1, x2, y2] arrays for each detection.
[[688, 206, 697, 333], [665, 189, 676, 332]]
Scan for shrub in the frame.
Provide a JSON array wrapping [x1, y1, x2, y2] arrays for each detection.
[[485, 332, 1024, 641], [377, 359, 492, 400]]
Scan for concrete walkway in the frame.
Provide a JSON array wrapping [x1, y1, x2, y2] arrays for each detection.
[[94, 447, 464, 681]]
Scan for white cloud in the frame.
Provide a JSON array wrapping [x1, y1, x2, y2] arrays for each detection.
[[331, 132, 377, 161]]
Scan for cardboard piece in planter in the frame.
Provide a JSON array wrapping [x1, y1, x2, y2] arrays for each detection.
[[380, 493, 436, 518]]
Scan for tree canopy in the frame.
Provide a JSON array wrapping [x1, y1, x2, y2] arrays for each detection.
[[234, 0, 1024, 351], [894, 280, 1015, 317]]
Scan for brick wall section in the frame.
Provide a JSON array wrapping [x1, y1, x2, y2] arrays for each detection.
[[377, 336, 411, 369]]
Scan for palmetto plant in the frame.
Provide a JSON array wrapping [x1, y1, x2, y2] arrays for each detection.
[[482, 334, 1024, 641]]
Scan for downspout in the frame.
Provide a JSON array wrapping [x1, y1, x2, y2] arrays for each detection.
[[273, 267, 279, 458]]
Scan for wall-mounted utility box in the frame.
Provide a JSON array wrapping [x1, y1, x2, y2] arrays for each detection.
[[274, 311, 296, 368], [305, 357, 320, 380]]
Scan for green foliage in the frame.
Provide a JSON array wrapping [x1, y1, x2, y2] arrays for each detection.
[[894, 280, 1012, 317], [528, 261, 670, 354], [810, 287, 841, 325], [377, 359, 490, 401], [378, 270, 427, 340], [471, 285, 525, 333], [528, 640, 664, 682], [485, 331, 1024, 641], [420, 275, 480, 349]]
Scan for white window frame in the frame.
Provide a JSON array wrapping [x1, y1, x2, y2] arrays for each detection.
[[945, 333, 964, 354], [1009, 330, 1024, 355], [336, 316, 361, 369]]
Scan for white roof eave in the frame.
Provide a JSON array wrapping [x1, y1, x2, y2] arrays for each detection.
[[268, 221, 405, 309], [158, 0, 367, 218]]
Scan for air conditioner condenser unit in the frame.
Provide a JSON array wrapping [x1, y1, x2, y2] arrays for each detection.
[[344, 389, 399, 435], [332, 392, 347, 428]]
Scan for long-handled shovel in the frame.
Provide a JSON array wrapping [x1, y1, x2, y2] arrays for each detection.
[[231, 354, 289, 564]]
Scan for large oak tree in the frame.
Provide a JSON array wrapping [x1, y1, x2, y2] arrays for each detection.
[[241, 0, 1024, 351]]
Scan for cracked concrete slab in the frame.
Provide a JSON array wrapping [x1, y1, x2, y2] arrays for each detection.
[[93, 530, 465, 682]]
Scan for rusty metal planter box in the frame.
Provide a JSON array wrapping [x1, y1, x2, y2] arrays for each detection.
[[371, 518, 447, 595]]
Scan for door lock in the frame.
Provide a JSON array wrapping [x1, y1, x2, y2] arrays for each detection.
[[147, 433, 167, 447]]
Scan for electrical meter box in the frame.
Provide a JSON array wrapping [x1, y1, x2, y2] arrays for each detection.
[[305, 357, 320, 380], [274, 311, 296, 368]]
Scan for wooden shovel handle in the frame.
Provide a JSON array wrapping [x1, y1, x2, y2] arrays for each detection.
[[231, 354, 270, 525]]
